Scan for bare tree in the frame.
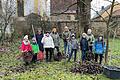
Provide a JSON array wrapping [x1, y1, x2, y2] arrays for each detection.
[[105, 0, 116, 64], [0, 0, 16, 44]]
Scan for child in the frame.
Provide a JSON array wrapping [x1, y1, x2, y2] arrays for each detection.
[[21, 35, 32, 53], [68, 34, 78, 62], [20, 35, 33, 65], [31, 37, 39, 62], [41, 31, 54, 62], [94, 36, 106, 64], [80, 33, 88, 63]]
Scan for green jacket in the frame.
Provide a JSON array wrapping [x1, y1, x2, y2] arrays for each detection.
[[31, 43, 39, 54]]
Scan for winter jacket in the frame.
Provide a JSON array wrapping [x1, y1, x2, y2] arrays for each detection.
[[36, 33, 44, 46], [87, 34, 95, 46], [31, 43, 39, 54], [80, 37, 88, 51], [41, 35, 55, 48], [50, 32, 60, 47], [62, 31, 70, 42], [21, 41, 32, 52], [94, 40, 106, 54], [70, 38, 78, 49]]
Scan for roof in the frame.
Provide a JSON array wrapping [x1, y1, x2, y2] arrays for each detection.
[[92, 5, 111, 19], [50, 0, 77, 15], [92, 2, 120, 20]]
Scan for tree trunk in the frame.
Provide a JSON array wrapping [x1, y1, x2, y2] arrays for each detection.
[[77, 0, 91, 33], [0, 23, 8, 45], [105, 0, 115, 64]]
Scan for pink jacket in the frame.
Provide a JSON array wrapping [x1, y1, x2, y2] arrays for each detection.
[[21, 41, 32, 52]]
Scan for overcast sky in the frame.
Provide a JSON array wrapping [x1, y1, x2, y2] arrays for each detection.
[[91, 0, 120, 18]]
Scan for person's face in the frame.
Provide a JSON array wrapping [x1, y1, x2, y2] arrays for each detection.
[[32, 39, 36, 43], [38, 30, 41, 34], [46, 32, 49, 36], [53, 28, 57, 32], [65, 28, 68, 31], [72, 36, 75, 39], [24, 39, 29, 42], [99, 37, 102, 41]]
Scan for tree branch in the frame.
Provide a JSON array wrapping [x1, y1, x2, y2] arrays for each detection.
[[51, 2, 77, 16]]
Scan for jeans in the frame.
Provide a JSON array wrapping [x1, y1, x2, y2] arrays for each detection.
[[64, 41, 71, 56], [81, 50, 86, 62], [95, 54, 103, 64], [68, 49, 77, 62]]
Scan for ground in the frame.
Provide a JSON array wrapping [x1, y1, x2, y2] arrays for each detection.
[[0, 39, 120, 80]]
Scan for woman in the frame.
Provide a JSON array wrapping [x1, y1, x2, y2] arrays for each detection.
[[50, 28, 60, 53], [41, 31, 54, 62], [62, 26, 71, 57]]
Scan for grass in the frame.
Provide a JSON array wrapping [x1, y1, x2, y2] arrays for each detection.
[[0, 39, 120, 80]]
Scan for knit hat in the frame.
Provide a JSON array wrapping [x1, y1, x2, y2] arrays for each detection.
[[23, 35, 28, 40], [32, 37, 37, 42]]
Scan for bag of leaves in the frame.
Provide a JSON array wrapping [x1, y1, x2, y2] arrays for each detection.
[[54, 52, 62, 61], [37, 51, 44, 61]]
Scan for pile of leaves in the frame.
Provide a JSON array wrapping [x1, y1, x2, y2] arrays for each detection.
[[70, 61, 103, 75], [7, 64, 38, 73]]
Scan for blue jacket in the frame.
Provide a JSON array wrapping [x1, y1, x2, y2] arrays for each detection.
[[94, 40, 106, 54], [80, 37, 88, 51]]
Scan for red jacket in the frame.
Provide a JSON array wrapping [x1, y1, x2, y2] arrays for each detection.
[[21, 41, 32, 52]]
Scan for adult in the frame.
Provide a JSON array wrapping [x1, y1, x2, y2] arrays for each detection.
[[62, 26, 71, 57], [87, 29, 95, 53], [41, 31, 54, 62], [50, 28, 60, 53], [36, 29, 44, 52]]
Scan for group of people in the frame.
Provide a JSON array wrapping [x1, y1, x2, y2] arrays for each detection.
[[20, 26, 106, 64], [63, 26, 106, 64]]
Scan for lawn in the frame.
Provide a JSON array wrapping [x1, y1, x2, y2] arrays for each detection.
[[0, 39, 120, 80]]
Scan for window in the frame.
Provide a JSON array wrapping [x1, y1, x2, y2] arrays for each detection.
[[67, 15, 71, 20]]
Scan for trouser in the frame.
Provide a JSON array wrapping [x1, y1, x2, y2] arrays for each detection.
[[89, 46, 93, 53], [95, 54, 103, 64], [32, 53, 37, 62], [64, 41, 71, 56], [45, 48, 54, 62], [68, 49, 77, 62], [81, 50, 87, 62], [39, 44, 44, 52]]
